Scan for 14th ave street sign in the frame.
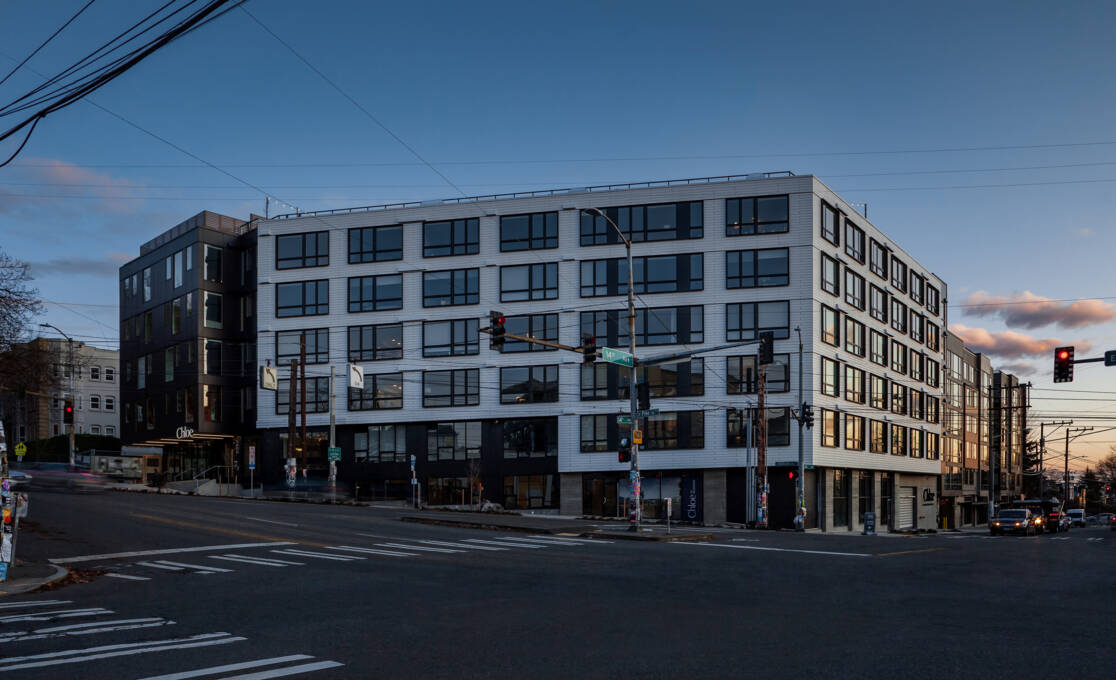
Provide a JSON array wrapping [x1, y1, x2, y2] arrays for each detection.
[[601, 347, 634, 367]]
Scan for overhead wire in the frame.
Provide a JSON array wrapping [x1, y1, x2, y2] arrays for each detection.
[[0, 0, 98, 88]]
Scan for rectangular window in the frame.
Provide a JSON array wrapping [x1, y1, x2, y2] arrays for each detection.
[[890, 256, 907, 292], [821, 357, 840, 397], [909, 351, 924, 382], [890, 340, 908, 375], [819, 256, 839, 299], [503, 314, 558, 353], [276, 280, 329, 317], [926, 432, 940, 460], [171, 297, 182, 334], [726, 248, 789, 288], [500, 263, 558, 301], [579, 363, 608, 400], [891, 298, 908, 333], [581, 306, 703, 347], [105, 367, 114, 382], [582, 201, 703, 245], [890, 424, 907, 456], [204, 245, 221, 283], [348, 372, 403, 410], [726, 301, 790, 341], [204, 340, 221, 376], [204, 386, 221, 423], [348, 323, 402, 361], [845, 221, 865, 262], [845, 414, 865, 450], [354, 424, 406, 462], [204, 292, 223, 329], [423, 268, 479, 307], [500, 365, 559, 404], [910, 390, 924, 420], [349, 224, 403, 263], [870, 285, 888, 323], [821, 409, 839, 447], [277, 329, 329, 365], [926, 322, 940, 352], [845, 318, 865, 357], [857, 471, 873, 524], [424, 218, 478, 257], [500, 212, 558, 251], [845, 270, 865, 309], [891, 382, 907, 416], [910, 272, 924, 305], [926, 358, 940, 388], [174, 250, 183, 288], [821, 202, 839, 245], [503, 418, 558, 459], [870, 420, 888, 453], [427, 421, 481, 460], [870, 374, 887, 410], [869, 239, 888, 279], [727, 354, 790, 393], [926, 285, 941, 316], [579, 414, 613, 452], [347, 274, 403, 312], [423, 319, 479, 357], [580, 253, 703, 297], [845, 365, 865, 403], [726, 195, 787, 236], [422, 369, 480, 407], [276, 376, 330, 414], [832, 469, 849, 527], [727, 407, 790, 447], [909, 311, 925, 344], [276, 231, 329, 269], [821, 306, 839, 346]]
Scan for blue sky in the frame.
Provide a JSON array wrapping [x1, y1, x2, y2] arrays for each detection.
[[1, 0, 1114, 468]]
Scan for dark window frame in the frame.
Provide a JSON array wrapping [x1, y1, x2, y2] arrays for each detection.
[[500, 365, 559, 404], [276, 231, 329, 270], [726, 301, 790, 342], [348, 323, 403, 362], [821, 253, 840, 296], [348, 274, 403, 312], [422, 369, 481, 408], [869, 239, 888, 280], [500, 262, 559, 302], [422, 268, 480, 307], [581, 201, 704, 246], [870, 285, 888, 323], [579, 253, 704, 297], [725, 195, 788, 236], [500, 212, 559, 252], [726, 248, 789, 289], [845, 269, 865, 310], [348, 224, 403, 263], [726, 353, 790, 394], [503, 314, 558, 353], [821, 201, 840, 245], [821, 305, 840, 347], [422, 318, 480, 357], [276, 329, 329, 365], [845, 221, 865, 262], [845, 317, 866, 357], [423, 218, 479, 258], [348, 372, 404, 411], [275, 280, 329, 318]]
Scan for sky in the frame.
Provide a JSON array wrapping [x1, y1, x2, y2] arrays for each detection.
[[1, 0, 1114, 470]]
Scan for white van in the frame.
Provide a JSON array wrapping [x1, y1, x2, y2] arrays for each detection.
[[1066, 509, 1087, 527]]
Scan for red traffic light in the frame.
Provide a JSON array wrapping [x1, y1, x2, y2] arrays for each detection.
[[788, 470, 796, 480], [1057, 350, 1069, 360]]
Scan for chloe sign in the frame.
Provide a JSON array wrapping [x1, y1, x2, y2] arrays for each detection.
[[176, 426, 195, 439]]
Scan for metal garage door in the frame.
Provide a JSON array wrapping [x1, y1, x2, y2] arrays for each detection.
[[897, 486, 916, 529]]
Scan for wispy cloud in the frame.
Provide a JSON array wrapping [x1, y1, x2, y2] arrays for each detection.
[[996, 361, 1037, 377], [29, 252, 131, 278], [949, 324, 1093, 358], [0, 158, 140, 217], [961, 290, 1116, 329], [1074, 227, 1094, 238]]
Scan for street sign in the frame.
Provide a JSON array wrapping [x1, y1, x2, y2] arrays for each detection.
[[328, 447, 342, 462], [634, 409, 659, 418], [633, 430, 643, 445], [248, 445, 256, 470], [616, 415, 632, 425], [1106, 350, 1116, 367], [601, 347, 634, 367], [13, 443, 25, 458], [349, 364, 365, 390], [260, 366, 277, 391]]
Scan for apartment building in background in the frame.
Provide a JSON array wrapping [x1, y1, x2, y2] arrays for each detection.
[[251, 173, 947, 531]]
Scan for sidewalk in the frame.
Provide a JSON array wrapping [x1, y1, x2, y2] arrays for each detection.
[[401, 510, 714, 541], [0, 561, 69, 596]]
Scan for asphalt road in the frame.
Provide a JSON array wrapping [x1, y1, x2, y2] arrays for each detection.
[[2, 491, 1113, 680]]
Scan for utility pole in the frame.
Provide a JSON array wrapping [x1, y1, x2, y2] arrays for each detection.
[[1065, 426, 1094, 506], [299, 333, 307, 470], [794, 326, 804, 530], [329, 365, 336, 488], [287, 358, 297, 487], [1035, 420, 1071, 498], [757, 365, 768, 528]]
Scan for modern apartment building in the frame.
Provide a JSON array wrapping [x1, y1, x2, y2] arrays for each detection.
[[253, 173, 946, 531], [118, 210, 258, 480], [991, 371, 1028, 505]]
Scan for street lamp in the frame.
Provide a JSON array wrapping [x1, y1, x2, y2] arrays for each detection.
[[582, 207, 642, 531], [40, 323, 75, 466]]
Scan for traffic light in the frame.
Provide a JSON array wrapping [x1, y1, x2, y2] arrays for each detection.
[[618, 437, 631, 463], [1053, 346, 1074, 383], [801, 401, 814, 428], [489, 310, 506, 351], [63, 398, 74, 424], [582, 333, 597, 364], [758, 331, 774, 365], [637, 382, 650, 411], [788, 470, 797, 481]]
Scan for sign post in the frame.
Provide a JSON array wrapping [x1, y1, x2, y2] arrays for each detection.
[[666, 496, 672, 535], [410, 454, 417, 508], [13, 443, 25, 459], [248, 445, 256, 498]]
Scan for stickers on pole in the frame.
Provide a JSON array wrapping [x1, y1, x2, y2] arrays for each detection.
[[1, 534, 11, 562]]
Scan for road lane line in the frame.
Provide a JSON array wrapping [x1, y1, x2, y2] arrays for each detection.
[[129, 513, 333, 549], [105, 573, 150, 581], [418, 540, 506, 551], [0, 635, 246, 671], [272, 549, 364, 561], [0, 600, 71, 610], [496, 537, 587, 546], [1, 619, 176, 643], [50, 542, 296, 564], [327, 546, 416, 557], [153, 560, 233, 573], [0, 608, 111, 623], [463, 539, 546, 549], [680, 543, 872, 558], [876, 547, 945, 557], [0, 632, 234, 665], [244, 517, 300, 528], [374, 543, 461, 553], [220, 660, 344, 679], [137, 561, 184, 571], [36, 617, 165, 634], [534, 536, 610, 544], [137, 655, 317, 680], [209, 555, 303, 567]]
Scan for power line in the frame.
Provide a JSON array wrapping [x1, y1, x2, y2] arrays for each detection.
[[0, 0, 97, 87]]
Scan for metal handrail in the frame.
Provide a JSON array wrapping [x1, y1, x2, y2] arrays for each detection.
[[192, 465, 234, 494]]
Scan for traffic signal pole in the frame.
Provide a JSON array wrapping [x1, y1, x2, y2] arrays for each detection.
[[795, 325, 804, 530]]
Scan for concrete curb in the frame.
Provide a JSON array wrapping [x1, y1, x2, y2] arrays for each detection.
[[401, 515, 571, 534], [592, 531, 714, 542], [0, 564, 70, 596]]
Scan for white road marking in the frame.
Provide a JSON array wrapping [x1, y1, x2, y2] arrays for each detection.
[[244, 517, 299, 528], [374, 543, 460, 553], [210, 555, 304, 567], [153, 560, 233, 573], [0, 600, 71, 610], [136, 654, 315, 680], [0, 618, 175, 643], [496, 537, 585, 546], [417, 540, 506, 551], [50, 542, 296, 564], [0, 608, 111, 624], [137, 561, 183, 571], [463, 539, 545, 549], [272, 549, 364, 561], [536, 536, 611, 544], [327, 546, 416, 557], [0, 632, 244, 671], [105, 573, 150, 581], [681, 543, 872, 558], [219, 660, 344, 679]]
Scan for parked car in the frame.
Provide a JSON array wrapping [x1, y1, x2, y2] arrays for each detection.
[[22, 462, 107, 491], [1066, 509, 1087, 527], [1044, 509, 1071, 533], [991, 509, 1037, 536], [1109, 513, 1116, 531]]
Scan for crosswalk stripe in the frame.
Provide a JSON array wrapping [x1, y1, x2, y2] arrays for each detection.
[[417, 540, 506, 551], [153, 560, 233, 573], [0, 608, 111, 624], [0, 619, 175, 643], [272, 549, 364, 561], [374, 543, 461, 553], [105, 573, 151, 581], [463, 539, 546, 549], [137, 561, 184, 571], [496, 537, 586, 546], [535, 536, 610, 544], [136, 654, 315, 680], [0, 600, 71, 610], [0, 632, 242, 671], [327, 546, 416, 557], [220, 660, 344, 679], [50, 542, 297, 565], [211, 555, 304, 567]]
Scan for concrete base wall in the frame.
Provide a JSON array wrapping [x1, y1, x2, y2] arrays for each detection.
[[560, 473, 582, 516]]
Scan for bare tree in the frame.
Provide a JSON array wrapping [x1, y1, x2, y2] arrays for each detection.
[[1099, 449, 1116, 488], [0, 250, 41, 351]]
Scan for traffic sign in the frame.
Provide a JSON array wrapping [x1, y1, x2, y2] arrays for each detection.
[[633, 430, 643, 445], [601, 347, 634, 367], [248, 445, 256, 470], [616, 415, 632, 425], [13, 443, 25, 458], [1106, 350, 1116, 367], [328, 447, 342, 462], [635, 409, 659, 418]]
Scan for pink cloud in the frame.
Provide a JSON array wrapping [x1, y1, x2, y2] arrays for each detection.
[[1, 158, 140, 216], [962, 290, 1116, 329], [949, 324, 1093, 359]]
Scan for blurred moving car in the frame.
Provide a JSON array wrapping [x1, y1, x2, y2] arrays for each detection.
[[1066, 509, 1087, 527], [22, 462, 107, 491], [1045, 509, 1070, 533], [6, 470, 31, 489], [991, 509, 1037, 536]]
